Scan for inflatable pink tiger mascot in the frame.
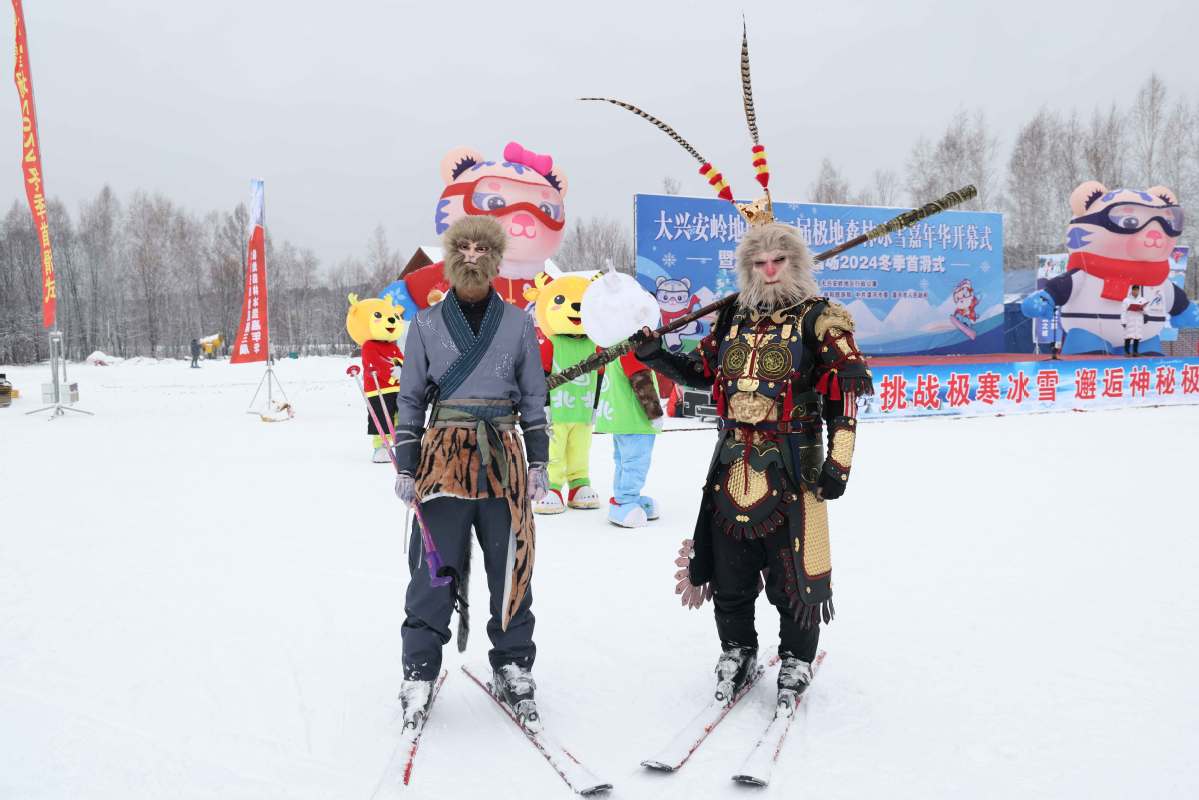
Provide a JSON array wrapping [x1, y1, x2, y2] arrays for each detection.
[[1022, 181, 1199, 353], [404, 141, 569, 310]]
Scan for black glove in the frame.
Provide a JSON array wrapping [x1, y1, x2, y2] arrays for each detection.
[[632, 327, 663, 360], [817, 460, 848, 500]]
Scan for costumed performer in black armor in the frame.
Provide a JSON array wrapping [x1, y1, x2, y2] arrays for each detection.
[[590, 24, 873, 710]]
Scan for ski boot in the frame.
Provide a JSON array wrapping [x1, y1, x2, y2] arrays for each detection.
[[776, 656, 813, 713], [567, 484, 601, 510], [534, 488, 566, 515], [493, 663, 542, 733], [372, 446, 392, 464], [714, 646, 758, 705], [399, 678, 434, 730]]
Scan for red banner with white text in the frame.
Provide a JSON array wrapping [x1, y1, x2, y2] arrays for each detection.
[[12, 0, 56, 329], [231, 180, 268, 363]]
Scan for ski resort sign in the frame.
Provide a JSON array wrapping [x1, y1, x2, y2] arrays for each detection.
[[634, 193, 1004, 356], [859, 356, 1199, 420]]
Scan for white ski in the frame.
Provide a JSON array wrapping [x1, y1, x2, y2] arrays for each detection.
[[640, 654, 779, 772], [731, 650, 826, 786], [370, 669, 448, 798], [460, 663, 612, 796]]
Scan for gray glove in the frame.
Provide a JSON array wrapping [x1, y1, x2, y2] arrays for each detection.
[[527, 464, 549, 502], [394, 471, 417, 507], [674, 538, 713, 609]]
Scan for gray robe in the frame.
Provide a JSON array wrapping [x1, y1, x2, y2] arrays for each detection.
[[394, 292, 549, 629], [395, 294, 549, 473]]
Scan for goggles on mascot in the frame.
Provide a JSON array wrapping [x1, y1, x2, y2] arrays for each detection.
[[440, 178, 565, 232], [1070, 202, 1184, 237]]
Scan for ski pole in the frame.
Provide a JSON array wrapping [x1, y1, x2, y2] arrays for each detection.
[[367, 368, 454, 590], [345, 365, 398, 470], [411, 502, 452, 588], [349, 365, 453, 589]]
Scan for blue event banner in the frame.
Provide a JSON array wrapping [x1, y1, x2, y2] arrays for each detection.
[[859, 357, 1199, 419], [634, 193, 1004, 356]]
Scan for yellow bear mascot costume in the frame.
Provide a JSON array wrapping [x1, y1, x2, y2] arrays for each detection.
[[525, 271, 601, 513], [346, 294, 406, 463]]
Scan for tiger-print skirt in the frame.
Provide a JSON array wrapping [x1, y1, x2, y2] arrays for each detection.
[[414, 426, 533, 630]]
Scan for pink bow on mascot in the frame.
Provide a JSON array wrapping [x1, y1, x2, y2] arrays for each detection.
[[1022, 182, 1199, 353], [403, 141, 569, 311]]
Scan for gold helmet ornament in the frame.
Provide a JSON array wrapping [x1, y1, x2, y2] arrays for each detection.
[[583, 20, 775, 226]]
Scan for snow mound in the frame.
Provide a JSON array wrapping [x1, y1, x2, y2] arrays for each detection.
[[85, 351, 122, 366]]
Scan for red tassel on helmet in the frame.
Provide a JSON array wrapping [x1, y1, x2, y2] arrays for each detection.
[[699, 162, 734, 201], [752, 144, 770, 189]]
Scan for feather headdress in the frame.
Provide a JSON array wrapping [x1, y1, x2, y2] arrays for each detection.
[[583, 19, 775, 226]]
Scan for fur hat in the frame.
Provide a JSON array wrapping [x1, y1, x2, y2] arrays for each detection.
[[443, 216, 507, 292], [442, 216, 507, 259], [735, 222, 819, 311]]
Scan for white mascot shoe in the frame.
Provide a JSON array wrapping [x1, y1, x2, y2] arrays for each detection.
[[568, 484, 601, 509], [372, 446, 391, 464], [608, 499, 649, 528], [638, 495, 660, 520], [534, 488, 566, 515]]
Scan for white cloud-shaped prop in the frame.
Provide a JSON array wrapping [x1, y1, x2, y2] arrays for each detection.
[[582, 268, 661, 348]]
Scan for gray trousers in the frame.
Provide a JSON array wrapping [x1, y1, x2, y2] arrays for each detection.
[[401, 496, 536, 681]]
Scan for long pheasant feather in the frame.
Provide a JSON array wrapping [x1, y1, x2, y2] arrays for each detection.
[[741, 20, 760, 145], [580, 97, 708, 166]]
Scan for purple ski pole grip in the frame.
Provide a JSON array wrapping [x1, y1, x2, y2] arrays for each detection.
[[413, 503, 454, 588], [349, 368, 449, 589], [366, 369, 451, 587]]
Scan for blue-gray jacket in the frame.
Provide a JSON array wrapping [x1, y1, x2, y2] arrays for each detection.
[[394, 292, 549, 474]]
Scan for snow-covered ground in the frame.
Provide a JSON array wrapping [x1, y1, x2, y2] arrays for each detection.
[[2, 357, 1197, 799]]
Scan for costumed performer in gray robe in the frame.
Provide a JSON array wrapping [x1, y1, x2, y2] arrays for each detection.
[[393, 215, 550, 732]]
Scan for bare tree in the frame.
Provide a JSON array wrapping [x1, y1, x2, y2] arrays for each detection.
[[1084, 104, 1128, 186], [366, 223, 402, 286], [1006, 108, 1059, 256], [1048, 110, 1086, 196], [662, 176, 681, 196], [555, 217, 633, 273], [808, 158, 850, 204], [905, 109, 999, 210], [78, 186, 121, 357], [1159, 98, 1196, 200], [207, 203, 249, 348], [1132, 74, 1168, 184], [872, 169, 899, 206]]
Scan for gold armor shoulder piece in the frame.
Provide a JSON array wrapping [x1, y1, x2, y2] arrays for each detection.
[[813, 300, 857, 340]]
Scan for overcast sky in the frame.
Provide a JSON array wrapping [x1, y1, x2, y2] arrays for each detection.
[[7, 0, 1198, 269]]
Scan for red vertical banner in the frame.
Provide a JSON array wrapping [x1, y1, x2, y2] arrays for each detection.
[[11, 0, 56, 329], [231, 180, 269, 363]]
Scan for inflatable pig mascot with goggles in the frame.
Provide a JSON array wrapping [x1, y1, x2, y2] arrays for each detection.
[[1022, 181, 1199, 354], [403, 141, 568, 311]]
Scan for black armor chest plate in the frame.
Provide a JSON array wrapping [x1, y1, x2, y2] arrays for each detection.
[[715, 308, 815, 423]]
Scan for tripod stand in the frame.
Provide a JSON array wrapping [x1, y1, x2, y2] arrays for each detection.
[[26, 330, 93, 420], [246, 358, 292, 421]]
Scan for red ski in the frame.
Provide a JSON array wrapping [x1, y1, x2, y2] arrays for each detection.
[[461, 663, 612, 795], [641, 654, 780, 772], [731, 650, 826, 786], [370, 669, 448, 798]]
